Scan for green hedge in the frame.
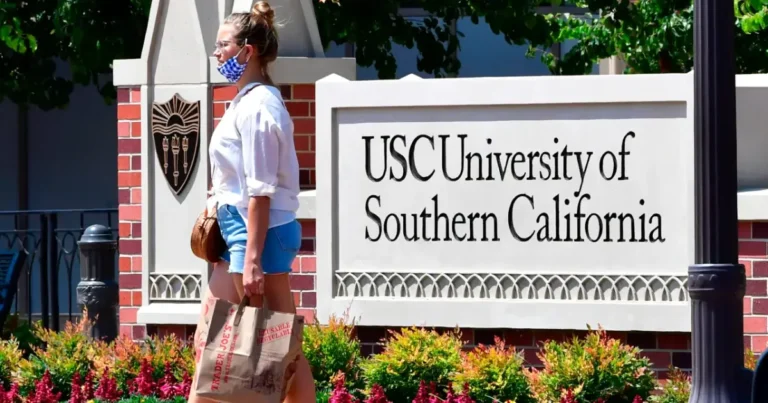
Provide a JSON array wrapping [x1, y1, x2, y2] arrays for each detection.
[[0, 312, 722, 403]]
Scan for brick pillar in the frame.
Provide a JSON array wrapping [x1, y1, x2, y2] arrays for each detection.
[[740, 221, 768, 353], [116, 87, 146, 340]]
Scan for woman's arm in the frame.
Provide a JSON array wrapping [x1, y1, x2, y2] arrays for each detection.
[[238, 105, 281, 297], [245, 195, 270, 267]]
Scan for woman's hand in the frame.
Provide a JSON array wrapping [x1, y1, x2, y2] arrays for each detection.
[[243, 252, 265, 296], [243, 196, 270, 297]]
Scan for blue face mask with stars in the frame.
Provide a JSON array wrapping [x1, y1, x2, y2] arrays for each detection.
[[217, 41, 251, 83]]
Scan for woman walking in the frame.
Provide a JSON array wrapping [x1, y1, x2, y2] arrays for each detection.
[[189, 2, 316, 402]]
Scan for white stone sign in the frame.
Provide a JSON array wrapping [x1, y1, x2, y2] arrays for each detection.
[[316, 73, 695, 332]]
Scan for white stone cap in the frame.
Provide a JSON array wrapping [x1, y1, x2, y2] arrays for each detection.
[[113, 57, 356, 86]]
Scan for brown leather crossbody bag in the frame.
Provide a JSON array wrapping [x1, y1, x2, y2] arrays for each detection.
[[190, 203, 226, 263]]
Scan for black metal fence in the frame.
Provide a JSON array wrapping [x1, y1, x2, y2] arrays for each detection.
[[0, 209, 118, 331]]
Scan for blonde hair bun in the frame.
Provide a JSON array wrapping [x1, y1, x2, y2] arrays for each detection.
[[222, 1, 279, 83], [252, 1, 275, 29]]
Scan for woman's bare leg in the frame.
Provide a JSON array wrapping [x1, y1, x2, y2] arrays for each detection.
[[188, 262, 240, 403]]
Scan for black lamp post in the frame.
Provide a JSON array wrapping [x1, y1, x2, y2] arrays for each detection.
[[687, 0, 749, 401]]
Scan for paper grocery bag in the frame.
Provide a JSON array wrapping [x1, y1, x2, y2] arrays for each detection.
[[193, 294, 216, 364], [194, 296, 304, 403]]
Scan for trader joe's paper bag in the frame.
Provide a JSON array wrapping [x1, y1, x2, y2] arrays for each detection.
[[194, 297, 304, 403]]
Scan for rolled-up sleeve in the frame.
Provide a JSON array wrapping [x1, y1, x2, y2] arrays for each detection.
[[237, 106, 279, 198]]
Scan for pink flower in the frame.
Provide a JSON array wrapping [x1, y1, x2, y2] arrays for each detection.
[[69, 373, 84, 403], [94, 368, 121, 402], [178, 372, 192, 399], [133, 358, 156, 396], [559, 389, 577, 403], [444, 383, 458, 403], [158, 362, 178, 399], [0, 383, 19, 403], [457, 383, 474, 403], [412, 381, 429, 403], [330, 374, 357, 403], [82, 371, 94, 400], [364, 385, 391, 403], [27, 371, 61, 403]]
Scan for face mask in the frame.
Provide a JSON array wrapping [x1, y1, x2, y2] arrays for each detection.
[[217, 46, 250, 83]]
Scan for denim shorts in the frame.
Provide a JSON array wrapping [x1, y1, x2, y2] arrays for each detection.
[[217, 204, 301, 275]]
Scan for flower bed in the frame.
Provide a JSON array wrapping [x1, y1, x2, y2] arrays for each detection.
[[0, 312, 750, 403]]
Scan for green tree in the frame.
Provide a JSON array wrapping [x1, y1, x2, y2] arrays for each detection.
[[315, 0, 560, 79], [2, 0, 559, 110], [543, 0, 768, 75], [0, 0, 150, 110], [735, 0, 768, 33]]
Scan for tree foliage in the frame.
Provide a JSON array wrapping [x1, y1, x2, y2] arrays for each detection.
[[0, 0, 150, 110], [547, 0, 768, 75], [736, 0, 768, 33], [315, 0, 561, 79], [317, 0, 768, 77], [5, 0, 768, 111]]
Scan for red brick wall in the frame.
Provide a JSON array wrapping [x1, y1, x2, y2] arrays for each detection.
[[117, 87, 145, 340], [116, 84, 768, 376], [740, 221, 768, 353], [211, 84, 316, 189]]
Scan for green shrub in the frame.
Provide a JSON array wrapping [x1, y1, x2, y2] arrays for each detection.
[[315, 388, 331, 403], [525, 326, 656, 403], [0, 337, 22, 389], [93, 333, 193, 395], [746, 348, 758, 371], [302, 313, 363, 394], [649, 367, 690, 403], [16, 316, 106, 397], [362, 327, 463, 402], [452, 336, 534, 403], [1, 314, 42, 357]]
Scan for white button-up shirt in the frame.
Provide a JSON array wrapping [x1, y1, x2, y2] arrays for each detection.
[[208, 82, 300, 229]]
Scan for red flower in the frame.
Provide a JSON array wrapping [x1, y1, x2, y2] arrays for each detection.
[[133, 358, 157, 396], [632, 395, 644, 403], [329, 374, 357, 403], [82, 371, 94, 400], [412, 381, 429, 403], [364, 384, 391, 403], [559, 389, 577, 403], [27, 371, 61, 403], [177, 372, 192, 399], [94, 368, 121, 402], [427, 382, 440, 403], [0, 383, 19, 403], [443, 383, 458, 403], [457, 383, 474, 403], [158, 362, 178, 399], [69, 373, 84, 403]]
